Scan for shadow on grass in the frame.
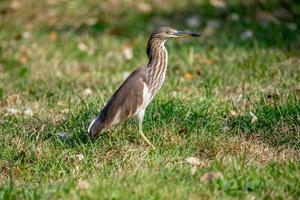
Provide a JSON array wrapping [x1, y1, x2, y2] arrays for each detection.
[[227, 95, 300, 149], [48, 94, 299, 149]]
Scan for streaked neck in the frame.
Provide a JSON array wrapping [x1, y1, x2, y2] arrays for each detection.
[[146, 38, 168, 94], [146, 38, 167, 67]]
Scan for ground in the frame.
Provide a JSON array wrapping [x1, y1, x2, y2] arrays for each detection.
[[0, 0, 300, 199]]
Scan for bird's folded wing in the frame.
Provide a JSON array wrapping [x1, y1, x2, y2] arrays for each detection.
[[97, 66, 149, 127]]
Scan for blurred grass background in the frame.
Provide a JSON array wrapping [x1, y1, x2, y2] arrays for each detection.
[[0, 0, 300, 199]]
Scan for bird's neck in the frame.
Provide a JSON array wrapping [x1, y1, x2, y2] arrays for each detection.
[[146, 38, 168, 95], [146, 38, 168, 68]]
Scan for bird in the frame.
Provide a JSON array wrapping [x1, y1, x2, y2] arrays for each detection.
[[88, 26, 200, 148]]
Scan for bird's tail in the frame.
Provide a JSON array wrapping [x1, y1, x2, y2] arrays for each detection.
[[87, 116, 105, 138]]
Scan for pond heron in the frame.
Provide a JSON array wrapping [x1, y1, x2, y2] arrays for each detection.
[[88, 26, 200, 148]]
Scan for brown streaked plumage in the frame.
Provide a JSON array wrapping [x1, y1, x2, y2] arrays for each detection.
[[88, 26, 200, 148]]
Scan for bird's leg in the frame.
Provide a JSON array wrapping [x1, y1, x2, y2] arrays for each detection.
[[137, 110, 155, 149], [139, 120, 155, 149]]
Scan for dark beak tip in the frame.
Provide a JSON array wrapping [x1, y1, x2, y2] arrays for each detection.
[[190, 33, 201, 37]]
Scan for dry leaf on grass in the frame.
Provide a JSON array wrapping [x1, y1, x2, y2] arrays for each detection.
[[210, 0, 226, 8], [19, 55, 29, 64], [183, 72, 193, 79], [10, 0, 21, 10], [49, 31, 58, 42], [82, 88, 93, 96], [22, 32, 31, 39], [78, 42, 88, 52], [122, 44, 133, 60], [136, 2, 152, 12], [229, 110, 238, 116], [186, 157, 201, 166]]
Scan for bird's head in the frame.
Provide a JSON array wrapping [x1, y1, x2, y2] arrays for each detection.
[[150, 26, 200, 40]]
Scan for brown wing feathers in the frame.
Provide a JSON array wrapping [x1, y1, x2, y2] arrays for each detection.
[[88, 67, 147, 137]]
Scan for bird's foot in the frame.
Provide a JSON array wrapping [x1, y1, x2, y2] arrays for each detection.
[[139, 130, 156, 150]]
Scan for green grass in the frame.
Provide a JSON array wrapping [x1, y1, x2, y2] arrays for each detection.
[[1, 0, 300, 199]]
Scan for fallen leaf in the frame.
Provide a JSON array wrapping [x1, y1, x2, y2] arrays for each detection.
[[122, 45, 133, 60], [57, 100, 66, 106], [82, 88, 92, 96], [186, 157, 201, 166], [137, 2, 152, 12], [223, 125, 230, 132], [210, 0, 226, 8], [10, 0, 21, 10], [22, 31, 32, 39], [78, 42, 88, 52], [201, 171, 223, 183], [62, 108, 69, 113], [183, 72, 193, 79], [49, 31, 57, 42], [229, 110, 237, 116], [20, 55, 29, 64]]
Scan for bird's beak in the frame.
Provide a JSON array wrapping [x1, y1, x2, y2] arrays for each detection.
[[173, 30, 200, 38]]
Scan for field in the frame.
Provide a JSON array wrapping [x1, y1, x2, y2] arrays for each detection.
[[0, 0, 300, 199]]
